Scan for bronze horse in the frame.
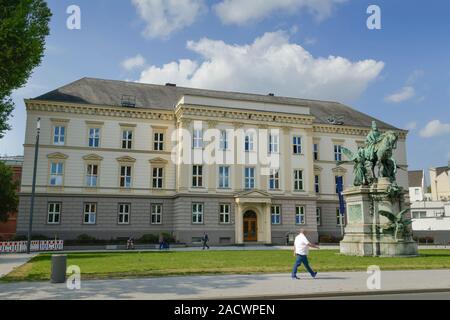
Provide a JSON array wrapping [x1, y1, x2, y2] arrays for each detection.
[[365, 131, 399, 183]]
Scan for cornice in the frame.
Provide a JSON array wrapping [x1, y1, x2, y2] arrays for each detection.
[[26, 100, 175, 121], [313, 124, 408, 140]]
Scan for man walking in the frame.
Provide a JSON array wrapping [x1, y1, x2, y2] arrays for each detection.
[[202, 232, 210, 250], [292, 229, 319, 280]]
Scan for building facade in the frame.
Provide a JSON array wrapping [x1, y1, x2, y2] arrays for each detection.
[[0, 156, 23, 240], [429, 162, 450, 202], [411, 201, 450, 243], [408, 170, 426, 202], [16, 78, 409, 245]]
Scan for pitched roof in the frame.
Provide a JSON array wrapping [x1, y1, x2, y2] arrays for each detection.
[[32, 77, 400, 130], [408, 170, 424, 188]]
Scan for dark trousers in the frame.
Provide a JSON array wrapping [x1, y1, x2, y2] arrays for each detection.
[[292, 254, 315, 277], [202, 241, 209, 250]]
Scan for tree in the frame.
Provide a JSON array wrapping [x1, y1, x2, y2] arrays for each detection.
[[0, 0, 52, 138], [0, 161, 19, 222]]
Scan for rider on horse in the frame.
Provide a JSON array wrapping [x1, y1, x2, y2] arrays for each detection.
[[365, 121, 382, 161]]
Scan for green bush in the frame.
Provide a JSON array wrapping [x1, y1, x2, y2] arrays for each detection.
[[76, 234, 97, 241], [137, 234, 158, 244], [12, 234, 49, 241]]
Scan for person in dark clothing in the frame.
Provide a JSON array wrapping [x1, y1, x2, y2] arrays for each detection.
[[202, 232, 210, 250], [159, 233, 165, 250]]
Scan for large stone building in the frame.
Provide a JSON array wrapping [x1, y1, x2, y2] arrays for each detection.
[[16, 78, 409, 245]]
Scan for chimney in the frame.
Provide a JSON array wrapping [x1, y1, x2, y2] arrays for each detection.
[[165, 83, 176, 87], [268, 93, 275, 96]]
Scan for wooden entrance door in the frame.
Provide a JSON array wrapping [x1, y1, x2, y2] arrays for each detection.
[[243, 211, 257, 242]]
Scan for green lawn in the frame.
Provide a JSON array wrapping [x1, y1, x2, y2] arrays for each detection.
[[2, 249, 450, 282]]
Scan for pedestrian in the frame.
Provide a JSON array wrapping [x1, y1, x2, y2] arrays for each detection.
[[202, 232, 210, 250], [127, 236, 135, 250], [159, 233, 165, 250], [291, 229, 319, 280]]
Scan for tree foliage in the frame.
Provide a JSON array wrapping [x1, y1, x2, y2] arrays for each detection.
[[0, 161, 19, 222], [0, 0, 51, 138]]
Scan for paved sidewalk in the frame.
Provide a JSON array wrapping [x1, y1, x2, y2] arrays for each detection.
[[1, 269, 449, 300], [0, 254, 37, 278]]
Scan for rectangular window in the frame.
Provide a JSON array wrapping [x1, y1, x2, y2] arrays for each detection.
[[151, 204, 162, 225], [118, 204, 130, 224], [313, 143, 319, 161], [122, 130, 133, 149], [412, 211, 427, 219], [218, 166, 230, 188], [193, 129, 203, 149], [314, 175, 320, 194], [192, 165, 203, 187], [47, 203, 61, 224], [219, 130, 228, 150], [153, 132, 164, 151], [271, 205, 281, 225], [245, 167, 255, 190], [293, 136, 302, 154], [269, 134, 279, 153], [334, 145, 343, 161], [49, 162, 64, 186], [336, 208, 345, 226], [53, 126, 65, 145], [245, 133, 254, 152], [219, 204, 230, 224], [269, 170, 280, 190], [86, 164, 98, 187], [152, 167, 164, 189], [192, 203, 204, 224], [120, 166, 132, 188], [294, 170, 304, 191], [83, 203, 96, 225], [295, 206, 306, 225], [316, 207, 322, 226], [88, 128, 100, 148]]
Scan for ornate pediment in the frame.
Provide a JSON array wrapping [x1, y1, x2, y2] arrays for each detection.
[[47, 152, 68, 160], [313, 165, 323, 172], [116, 156, 136, 163], [235, 190, 272, 204], [83, 154, 104, 161], [332, 166, 347, 174], [149, 157, 168, 165]]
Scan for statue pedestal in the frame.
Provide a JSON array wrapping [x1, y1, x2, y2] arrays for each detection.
[[339, 178, 418, 257]]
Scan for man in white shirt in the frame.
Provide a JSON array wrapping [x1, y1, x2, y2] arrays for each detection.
[[292, 229, 319, 280]]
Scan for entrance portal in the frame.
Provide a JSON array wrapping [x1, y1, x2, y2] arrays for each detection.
[[243, 211, 258, 242]]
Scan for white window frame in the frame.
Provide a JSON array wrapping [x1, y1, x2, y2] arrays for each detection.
[[118, 203, 130, 225], [244, 167, 255, 190], [244, 133, 254, 152], [336, 208, 345, 226], [219, 204, 231, 224], [313, 143, 319, 160], [295, 206, 306, 225], [293, 136, 302, 154], [151, 204, 163, 225], [192, 203, 204, 224], [271, 205, 281, 225], [120, 166, 132, 188], [122, 130, 133, 150], [83, 203, 97, 225], [314, 174, 320, 194], [269, 170, 280, 190], [218, 166, 230, 189], [269, 133, 279, 154], [193, 129, 203, 149], [86, 164, 98, 187], [316, 207, 322, 226], [294, 170, 304, 191], [49, 162, 64, 186], [152, 167, 164, 189], [53, 125, 66, 146], [334, 144, 343, 162], [154, 132, 164, 151], [47, 202, 61, 224], [88, 128, 100, 148], [219, 130, 229, 150], [192, 165, 203, 188]]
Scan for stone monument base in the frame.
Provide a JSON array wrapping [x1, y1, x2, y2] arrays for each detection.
[[339, 178, 418, 257]]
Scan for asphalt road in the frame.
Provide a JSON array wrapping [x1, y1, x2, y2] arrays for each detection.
[[300, 291, 450, 300]]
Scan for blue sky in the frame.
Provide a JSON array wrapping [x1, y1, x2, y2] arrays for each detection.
[[1, 0, 449, 179]]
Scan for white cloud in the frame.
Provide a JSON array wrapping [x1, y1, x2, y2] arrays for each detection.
[[420, 120, 450, 138], [406, 69, 424, 85], [132, 0, 206, 39], [385, 86, 415, 103], [214, 0, 347, 25], [122, 54, 146, 71], [137, 31, 384, 102]]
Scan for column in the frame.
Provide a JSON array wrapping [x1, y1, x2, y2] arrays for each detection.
[[235, 203, 243, 244], [282, 127, 292, 194], [264, 203, 272, 244]]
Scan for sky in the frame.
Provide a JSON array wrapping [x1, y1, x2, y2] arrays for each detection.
[[1, 0, 450, 180]]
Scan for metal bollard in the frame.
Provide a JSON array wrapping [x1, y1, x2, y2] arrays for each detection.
[[51, 254, 67, 283]]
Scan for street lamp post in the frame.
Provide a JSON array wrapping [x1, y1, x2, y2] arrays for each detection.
[[27, 118, 41, 254]]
